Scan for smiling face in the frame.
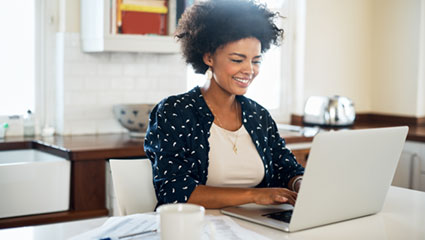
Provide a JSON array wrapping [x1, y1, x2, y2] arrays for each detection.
[[203, 37, 262, 96]]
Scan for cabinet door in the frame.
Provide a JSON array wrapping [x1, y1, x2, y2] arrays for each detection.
[[292, 149, 310, 168], [393, 141, 425, 191], [392, 151, 415, 188]]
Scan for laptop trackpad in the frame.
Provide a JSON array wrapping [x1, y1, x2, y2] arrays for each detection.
[[221, 203, 294, 231]]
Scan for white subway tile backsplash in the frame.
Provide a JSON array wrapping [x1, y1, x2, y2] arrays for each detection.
[[66, 119, 97, 135], [109, 53, 137, 63], [142, 91, 172, 103], [64, 47, 87, 62], [83, 105, 114, 121], [110, 77, 136, 90], [136, 53, 158, 64], [84, 77, 112, 91], [123, 64, 147, 77], [95, 119, 124, 135], [121, 91, 152, 104], [63, 105, 86, 121], [65, 91, 98, 106], [56, 32, 187, 135], [64, 62, 98, 76], [134, 76, 159, 90], [64, 76, 84, 91], [96, 91, 126, 105], [84, 52, 111, 64], [157, 54, 185, 65], [97, 64, 123, 76]]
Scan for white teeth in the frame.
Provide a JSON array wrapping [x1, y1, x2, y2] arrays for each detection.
[[234, 77, 250, 84]]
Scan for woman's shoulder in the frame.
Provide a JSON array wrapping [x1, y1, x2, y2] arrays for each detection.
[[152, 87, 205, 120], [237, 95, 270, 117], [156, 87, 201, 110]]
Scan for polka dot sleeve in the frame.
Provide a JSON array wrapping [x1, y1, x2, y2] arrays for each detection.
[[144, 97, 201, 205], [267, 116, 305, 188]]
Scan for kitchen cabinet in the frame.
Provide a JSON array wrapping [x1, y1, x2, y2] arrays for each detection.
[[292, 148, 310, 167], [106, 161, 120, 216], [0, 134, 145, 228], [80, 0, 179, 53], [392, 141, 425, 192]]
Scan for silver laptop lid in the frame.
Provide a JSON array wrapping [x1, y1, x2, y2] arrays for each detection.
[[289, 126, 408, 231], [221, 126, 409, 232]]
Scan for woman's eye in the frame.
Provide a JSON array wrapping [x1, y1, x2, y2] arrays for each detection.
[[253, 60, 262, 65], [231, 59, 243, 63]]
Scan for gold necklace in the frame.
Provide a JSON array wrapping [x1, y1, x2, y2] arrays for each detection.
[[205, 98, 240, 154]]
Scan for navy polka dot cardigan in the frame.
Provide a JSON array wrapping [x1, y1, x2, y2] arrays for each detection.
[[144, 86, 304, 206]]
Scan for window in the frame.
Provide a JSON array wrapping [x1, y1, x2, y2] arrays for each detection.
[[186, 0, 292, 121], [0, 1, 36, 116]]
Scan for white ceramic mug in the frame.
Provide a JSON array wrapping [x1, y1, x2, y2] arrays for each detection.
[[156, 203, 205, 240]]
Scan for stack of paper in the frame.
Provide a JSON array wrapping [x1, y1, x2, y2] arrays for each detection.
[[69, 213, 271, 240]]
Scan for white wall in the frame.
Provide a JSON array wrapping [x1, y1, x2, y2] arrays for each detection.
[[298, 0, 425, 118], [60, 0, 79, 33], [417, 0, 425, 116], [371, 0, 422, 116], [301, 0, 373, 114], [58, 0, 425, 134]]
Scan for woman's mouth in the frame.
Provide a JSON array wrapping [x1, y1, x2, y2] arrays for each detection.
[[233, 77, 251, 84]]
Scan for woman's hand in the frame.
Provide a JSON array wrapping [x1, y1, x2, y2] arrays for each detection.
[[252, 188, 298, 205], [187, 185, 298, 209]]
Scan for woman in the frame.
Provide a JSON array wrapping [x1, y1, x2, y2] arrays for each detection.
[[144, 0, 304, 209]]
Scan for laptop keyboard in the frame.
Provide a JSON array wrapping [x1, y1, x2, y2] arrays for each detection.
[[262, 210, 293, 223]]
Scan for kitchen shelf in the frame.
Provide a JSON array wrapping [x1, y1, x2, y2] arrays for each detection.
[[80, 0, 180, 53]]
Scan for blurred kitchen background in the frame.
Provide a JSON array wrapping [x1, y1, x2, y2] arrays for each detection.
[[1, 0, 424, 136], [1, 0, 425, 230]]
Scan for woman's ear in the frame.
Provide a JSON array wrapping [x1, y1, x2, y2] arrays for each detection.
[[203, 53, 213, 67]]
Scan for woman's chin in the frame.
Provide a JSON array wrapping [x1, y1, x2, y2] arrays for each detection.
[[232, 87, 249, 96]]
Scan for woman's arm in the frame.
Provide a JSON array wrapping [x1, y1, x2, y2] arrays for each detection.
[[187, 185, 298, 209]]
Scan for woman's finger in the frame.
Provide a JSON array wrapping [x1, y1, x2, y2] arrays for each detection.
[[274, 195, 288, 203]]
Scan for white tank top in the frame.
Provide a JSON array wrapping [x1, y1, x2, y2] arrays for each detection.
[[206, 123, 265, 187]]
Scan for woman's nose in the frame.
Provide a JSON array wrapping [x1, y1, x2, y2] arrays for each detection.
[[242, 62, 255, 75]]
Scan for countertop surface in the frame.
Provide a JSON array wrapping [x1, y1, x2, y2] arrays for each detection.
[[1, 186, 424, 239], [0, 122, 424, 157], [0, 134, 146, 160]]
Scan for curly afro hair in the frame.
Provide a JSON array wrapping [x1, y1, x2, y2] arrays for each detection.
[[175, 0, 283, 74]]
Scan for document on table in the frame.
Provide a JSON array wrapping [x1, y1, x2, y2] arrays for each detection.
[[69, 213, 271, 240]]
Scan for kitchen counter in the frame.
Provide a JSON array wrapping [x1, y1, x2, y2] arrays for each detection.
[[353, 122, 425, 142], [2, 121, 423, 154], [286, 113, 425, 143], [1, 117, 424, 228], [0, 134, 146, 159], [0, 134, 146, 229]]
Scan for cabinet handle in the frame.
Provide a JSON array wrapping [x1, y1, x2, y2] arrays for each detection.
[[409, 153, 419, 189]]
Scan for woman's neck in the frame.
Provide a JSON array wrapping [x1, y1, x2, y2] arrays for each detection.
[[201, 79, 242, 131], [201, 79, 237, 110]]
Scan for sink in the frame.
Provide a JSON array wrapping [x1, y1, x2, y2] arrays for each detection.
[[0, 149, 70, 218]]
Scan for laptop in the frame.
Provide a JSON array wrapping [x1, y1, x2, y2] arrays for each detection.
[[221, 126, 409, 232]]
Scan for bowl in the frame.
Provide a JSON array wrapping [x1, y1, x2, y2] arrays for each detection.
[[113, 104, 155, 138]]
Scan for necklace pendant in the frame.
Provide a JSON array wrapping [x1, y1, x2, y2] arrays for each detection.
[[233, 145, 238, 154]]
